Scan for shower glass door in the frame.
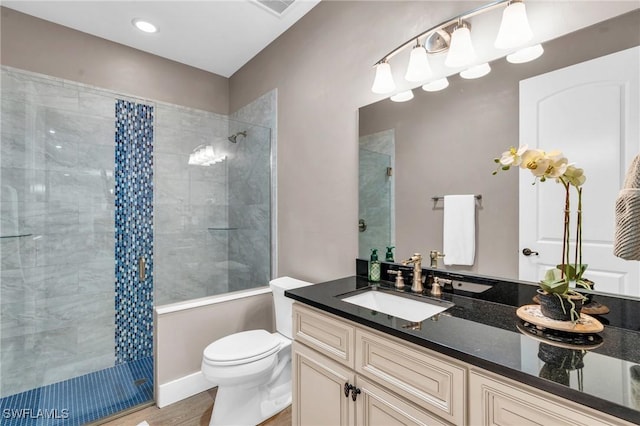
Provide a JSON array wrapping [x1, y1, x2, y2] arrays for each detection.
[[0, 68, 153, 425]]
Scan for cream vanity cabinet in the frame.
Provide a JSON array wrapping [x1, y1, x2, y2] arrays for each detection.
[[291, 302, 635, 426], [468, 369, 634, 426], [292, 303, 464, 426]]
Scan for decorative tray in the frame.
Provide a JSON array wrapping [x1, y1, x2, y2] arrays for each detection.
[[516, 305, 604, 334], [516, 321, 603, 350]]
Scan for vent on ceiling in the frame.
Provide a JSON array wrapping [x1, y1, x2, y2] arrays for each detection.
[[254, 0, 296, 16]]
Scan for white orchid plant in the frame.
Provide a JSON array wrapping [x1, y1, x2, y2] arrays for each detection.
[[493, 145, 592, 298]]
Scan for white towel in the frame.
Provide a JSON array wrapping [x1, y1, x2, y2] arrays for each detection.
[[443, 195, 476, 266]]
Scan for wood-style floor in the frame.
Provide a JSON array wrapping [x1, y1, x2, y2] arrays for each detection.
[[98, 388, 291, 426]]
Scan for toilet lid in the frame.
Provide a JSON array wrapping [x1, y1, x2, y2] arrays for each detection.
[[203, 330, 280, 365]]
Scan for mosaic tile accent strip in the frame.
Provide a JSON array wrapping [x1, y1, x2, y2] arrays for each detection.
[[115, 100, 154, 364], [0, 357, 153, 426]]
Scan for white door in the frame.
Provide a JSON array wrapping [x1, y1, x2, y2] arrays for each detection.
[[519, 46, 640, 297]]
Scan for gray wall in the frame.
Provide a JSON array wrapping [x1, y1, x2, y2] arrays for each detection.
[[359, 10, 640, 279], [0, 7, 229, 114], [229, 1, 640, 282]]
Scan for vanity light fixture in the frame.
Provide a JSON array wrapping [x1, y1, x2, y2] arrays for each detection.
[[132, 18, 158, 34], [371, 0, 539, 97], [460, 62, 491, 79], [422, 78, 449, 92], [507, 43, 544, 63], [390, 90, 415, 102]]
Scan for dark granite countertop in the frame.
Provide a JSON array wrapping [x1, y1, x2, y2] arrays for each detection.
[[285, 268, 640, 424]]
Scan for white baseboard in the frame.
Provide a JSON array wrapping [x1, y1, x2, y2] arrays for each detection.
[[157, 371, 214, 408]]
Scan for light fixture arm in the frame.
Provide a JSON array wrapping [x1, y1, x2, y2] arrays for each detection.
[[373, 0, 513, 66]]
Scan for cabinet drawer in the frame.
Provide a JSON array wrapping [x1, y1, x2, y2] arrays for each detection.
[[356, 375, 451, 426], [356, 328, 466, 425], [293, 303, 355, 368], [469, 369, 634, 426]]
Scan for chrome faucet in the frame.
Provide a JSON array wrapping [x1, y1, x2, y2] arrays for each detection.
[[402, 253, 423, 293]]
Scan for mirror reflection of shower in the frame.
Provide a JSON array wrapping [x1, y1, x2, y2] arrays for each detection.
[[228, 130, 247, 143]]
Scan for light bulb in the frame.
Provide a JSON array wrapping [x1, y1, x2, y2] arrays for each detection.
[[507, 44, 544, 63], [390, 90, 414, 102], [460, 63, 491, 79], [445, 23, 476, 68], [405, 45, 432, 82], [495, 1, 533, 49], [371, 62, 396, 94], [422, 78, 449, 92]]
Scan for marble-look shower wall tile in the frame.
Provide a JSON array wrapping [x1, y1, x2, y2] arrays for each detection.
[[78, 259, 115, 294], [0, 99, 28, 137], [154, 103, 227, 135], [228, 90, 274, 286]]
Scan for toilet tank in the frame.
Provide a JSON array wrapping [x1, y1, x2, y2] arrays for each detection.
[[270, 277, 313, 339]]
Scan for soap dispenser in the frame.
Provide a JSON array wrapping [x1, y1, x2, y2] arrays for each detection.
[[385, 246, 395, 262], [369, 248, 381, 282]]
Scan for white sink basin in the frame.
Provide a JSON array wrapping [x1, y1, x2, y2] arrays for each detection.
[[341, 290, 453, 322]]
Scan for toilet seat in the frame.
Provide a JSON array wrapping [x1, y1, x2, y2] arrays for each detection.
[[203, 330, 281, 366]]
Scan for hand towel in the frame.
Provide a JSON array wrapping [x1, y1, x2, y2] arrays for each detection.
[[443, 195, 476, 266], [614, 154, 640, 260]]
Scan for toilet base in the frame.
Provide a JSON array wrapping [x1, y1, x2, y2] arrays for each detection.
[[209, 358, 291, 426]]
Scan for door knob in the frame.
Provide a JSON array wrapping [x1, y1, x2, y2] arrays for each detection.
[[522, 248, 539, 256], [358, 219, 367, 232]]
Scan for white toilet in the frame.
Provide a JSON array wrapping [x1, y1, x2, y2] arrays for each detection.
[[201, 277, 313, 426]]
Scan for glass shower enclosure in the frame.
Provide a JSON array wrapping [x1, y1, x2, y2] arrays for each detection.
[[0, 67, 272, 425]]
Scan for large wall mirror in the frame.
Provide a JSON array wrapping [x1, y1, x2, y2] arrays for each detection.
[[358, 9, 640, 296]]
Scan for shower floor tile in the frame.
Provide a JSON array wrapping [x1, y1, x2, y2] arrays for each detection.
[[0, 356, 153, 425]]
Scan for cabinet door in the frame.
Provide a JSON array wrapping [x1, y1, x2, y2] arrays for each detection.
[[356, 376, 451, 426], [292, 341, 356, 426], [469, 370, 633, 426]]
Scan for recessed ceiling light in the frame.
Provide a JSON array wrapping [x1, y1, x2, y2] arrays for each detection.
[[132, 18, 157, 34]]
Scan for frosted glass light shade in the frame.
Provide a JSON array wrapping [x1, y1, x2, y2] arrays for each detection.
[[390, 90, 414, 102], [460, 62, 491, 79], [445, 25, 476, 68], [405, 45, 432, 82], [507, 44, 544, 63], [495, 2, 533, 49], [422, 78, 449, 92], [371, 62, 396, 94]]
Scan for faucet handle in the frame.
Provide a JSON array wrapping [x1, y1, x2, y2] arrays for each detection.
[[388, 269, 405, 290], [429, 250, 445, 268], [431, 277, 442, 296]]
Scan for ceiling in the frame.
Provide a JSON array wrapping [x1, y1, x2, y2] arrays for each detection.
[[2, 0, 321, 78]]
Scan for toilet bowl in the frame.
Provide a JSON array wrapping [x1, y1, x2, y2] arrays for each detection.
[[201, 277, 312, 426]]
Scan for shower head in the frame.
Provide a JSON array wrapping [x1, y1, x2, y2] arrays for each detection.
[[228, 131, 247, 143]]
